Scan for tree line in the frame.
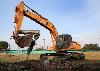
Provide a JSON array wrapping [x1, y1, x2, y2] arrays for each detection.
[[81, 43, 100, 51], [34, 43, 100, 51]]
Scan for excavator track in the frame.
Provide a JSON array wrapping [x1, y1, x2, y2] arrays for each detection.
[[40, 51, 85, 64]]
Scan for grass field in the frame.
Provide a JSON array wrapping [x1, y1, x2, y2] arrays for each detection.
[[83, 52, 100, 60], [0, 52, 100, 62]]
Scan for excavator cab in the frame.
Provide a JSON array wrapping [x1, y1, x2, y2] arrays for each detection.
[[56, 34, 72, 50]]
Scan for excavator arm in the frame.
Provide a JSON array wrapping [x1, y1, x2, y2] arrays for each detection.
[[14, 1, 58, 50]]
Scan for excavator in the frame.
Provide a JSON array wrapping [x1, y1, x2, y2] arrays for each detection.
[[13, 1, 85, 60]]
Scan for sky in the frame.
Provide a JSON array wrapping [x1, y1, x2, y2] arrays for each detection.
[[0, 0, 100, 50]]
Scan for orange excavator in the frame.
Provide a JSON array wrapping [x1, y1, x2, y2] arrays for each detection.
[[13, 2, 85, 60]]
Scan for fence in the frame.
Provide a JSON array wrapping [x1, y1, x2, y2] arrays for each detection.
[[0, 50, 99, 55]]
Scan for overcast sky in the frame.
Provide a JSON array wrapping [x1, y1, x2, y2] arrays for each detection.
[[0, 0, 100, 49]]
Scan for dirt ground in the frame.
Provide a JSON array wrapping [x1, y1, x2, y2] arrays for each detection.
[[0, 53, 40, 62], [0, 60, 100, 71], [0, 52, 100, 71]]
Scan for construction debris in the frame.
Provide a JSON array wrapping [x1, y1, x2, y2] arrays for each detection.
[[27, 40, 35, 55]]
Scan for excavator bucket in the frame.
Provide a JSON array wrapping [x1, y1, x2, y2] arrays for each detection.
[[13, 30, 40, 48]]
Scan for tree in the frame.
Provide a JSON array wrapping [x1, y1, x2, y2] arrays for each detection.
[[82, 43, 100, 51], [0, 41, 10, 50]]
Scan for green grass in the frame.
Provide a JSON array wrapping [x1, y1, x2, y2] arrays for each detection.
[[0, 57, 6, 62]]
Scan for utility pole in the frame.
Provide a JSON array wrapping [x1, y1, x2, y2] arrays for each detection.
[[43, 39, 45, 49]]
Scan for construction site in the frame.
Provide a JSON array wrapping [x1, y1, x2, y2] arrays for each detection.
[[0, 0, 100, 71]]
